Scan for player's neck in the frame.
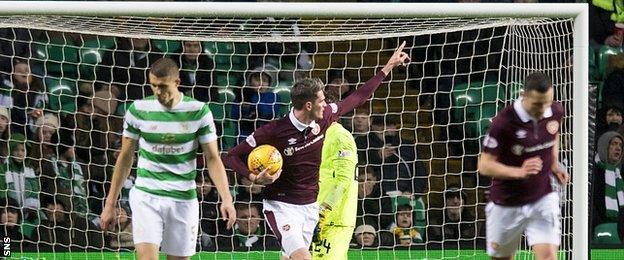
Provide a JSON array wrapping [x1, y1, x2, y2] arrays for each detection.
[[293, 109, 313, 125], [163, 91, 182, 109], [520, 99, 540, 120]]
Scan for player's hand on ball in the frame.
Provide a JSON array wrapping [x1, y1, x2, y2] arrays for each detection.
[[519, 156, 542, 178], [251, 168, 281, 185], [220, 200, 236, 230], [99, 203, 115, 232]]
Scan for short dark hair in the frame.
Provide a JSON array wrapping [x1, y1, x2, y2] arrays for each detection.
[[41, 196, 66, 210], [291, 78, 324, 110], [524, 72, 552, 93], [444, 187, 467, 201], [324, 84, 341, 104], [234, 202, 260, 213], [371, 115, 400, 126], [396, 204, 412, 212], [150, 57, 179, 78]]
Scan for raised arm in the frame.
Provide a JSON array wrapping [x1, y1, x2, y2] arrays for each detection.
[[336, 41, 410, 116]]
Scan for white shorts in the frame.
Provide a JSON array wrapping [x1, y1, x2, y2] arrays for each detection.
[[486, 192, 561, 258], [129, 188, 199, 257], [262, 199, 319, 257]]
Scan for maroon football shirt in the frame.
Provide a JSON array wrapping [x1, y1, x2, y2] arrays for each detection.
[[224, 71, 386, 205], [481, 98, 564, 206]]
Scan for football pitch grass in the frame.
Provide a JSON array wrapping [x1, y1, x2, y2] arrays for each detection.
[[6, 249, 624, 259]]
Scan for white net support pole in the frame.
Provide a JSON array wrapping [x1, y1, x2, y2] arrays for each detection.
[[572, 5, 589, 260]]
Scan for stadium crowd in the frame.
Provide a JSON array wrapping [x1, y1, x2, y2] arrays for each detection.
[[0, 0, 620, 255]]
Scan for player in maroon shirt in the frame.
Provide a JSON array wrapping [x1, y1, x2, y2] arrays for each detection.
[[478, 72, 569, 260], [224, 43, 409, 260]]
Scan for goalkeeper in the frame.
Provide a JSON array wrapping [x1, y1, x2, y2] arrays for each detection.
[[311, 85, 359, 260]]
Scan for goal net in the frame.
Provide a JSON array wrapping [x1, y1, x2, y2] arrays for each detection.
[[0, 2, 587, 259]]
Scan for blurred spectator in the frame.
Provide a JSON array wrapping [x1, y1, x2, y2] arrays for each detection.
[[0, 59, 45, 136], [428, 187, 484, 247], [350, 224, 378, 248], [216, 203, 279, 251], [0, 198, 36, 251], [0, 107, 10, 159], [29, 113, 60, 167], [596, 105, 623, 139], [107, 204, 133, 250], [602, 54, 624, 108], [325, 69, 355, 101], [380, 204, 425, 247], [230, 66, 281, 142], [196, 172, 221, 251], [0, 133, 41, 240], [356, 166, 393, 229], [100, 37, 166, 100], [176, 40, 216, 102], [75, 86, 123, 165], [40, 129, 91, 220], [350, 107, 371, 139], [589, 0, 624, 46], [0, 133, 40, 210], [38, 198, 104, 251], [592, 131, 624, 242], [356, 115, 427, 196], [0, 28, 40, 75], [236, 173, 264, 203]]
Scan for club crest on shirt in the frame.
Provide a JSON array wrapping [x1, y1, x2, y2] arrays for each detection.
[[511, 145, 524, 156], [288, 138, 297, 145], [246, 135, 257, 147], [180, 122, 190, 132], [284, 147, 294, 156], [338, 150, 351, 158], [546, 120, 559, 135], [515, 129, 527, 139], [482, 135, 498, 149], [311, 124, 320, 135]]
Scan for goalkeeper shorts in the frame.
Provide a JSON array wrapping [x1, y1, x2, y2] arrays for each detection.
[[129, 187, 199, 257], [311, 225, 354, 260], [486, 191, 561, 258]]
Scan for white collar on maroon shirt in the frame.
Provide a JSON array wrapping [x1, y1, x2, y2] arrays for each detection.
[[289, 109, 317, 132], [513, 97, 553, 123]]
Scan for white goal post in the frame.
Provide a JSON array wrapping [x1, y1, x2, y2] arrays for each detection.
[[0, 1, 588, 259]]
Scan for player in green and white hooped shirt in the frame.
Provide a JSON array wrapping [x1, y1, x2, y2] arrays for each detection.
[[100, 58, 236, 260]]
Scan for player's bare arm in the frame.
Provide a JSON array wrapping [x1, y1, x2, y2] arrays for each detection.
[[478, 152, 542, 180], [201, 141, 236, 229], [334, 42, 411, 116], [551, 133, 569, 184], [100, 136, 137, 231]]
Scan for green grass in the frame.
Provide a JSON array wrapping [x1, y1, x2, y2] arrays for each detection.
[[7, 249, 624, 260]]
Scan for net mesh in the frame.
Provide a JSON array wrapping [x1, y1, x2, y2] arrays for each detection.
[[0, 15, 574, 258]]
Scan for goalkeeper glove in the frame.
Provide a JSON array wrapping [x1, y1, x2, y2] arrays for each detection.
[[312, 206, 331, 243]]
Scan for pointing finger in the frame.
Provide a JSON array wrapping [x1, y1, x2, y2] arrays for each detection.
[[396, 41, 406, 53]]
